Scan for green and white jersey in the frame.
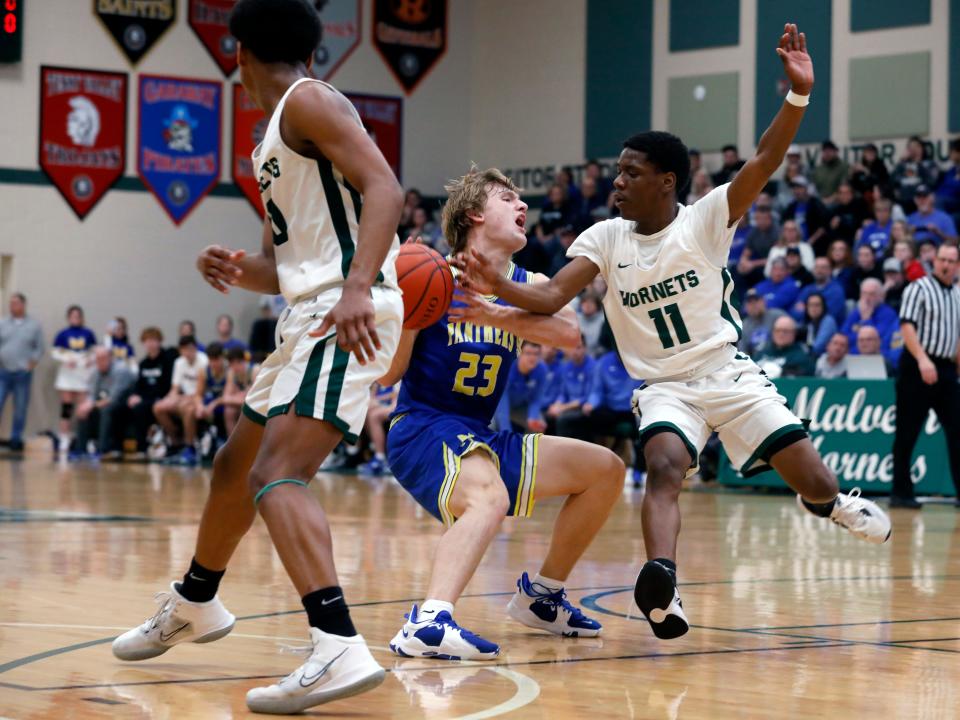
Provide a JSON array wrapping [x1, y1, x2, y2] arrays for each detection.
[[252, 77, 400, 304], [567, 184, 742, 382]]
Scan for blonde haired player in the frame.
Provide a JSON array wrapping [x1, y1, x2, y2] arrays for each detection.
[[458, 24, 890, 641]]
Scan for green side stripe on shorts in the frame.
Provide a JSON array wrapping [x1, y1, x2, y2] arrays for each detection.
[[294, 337, 330, 417], [316, 157, 356, 278], [323, 345, 351, 421], [242, 403, 268, 426], [720, 268, 743, 342]]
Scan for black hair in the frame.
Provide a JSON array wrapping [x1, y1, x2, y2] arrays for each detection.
[[180, 319, 196, 334], [950, 138, 960, 153], [206, 341, 224, 359], [227, 347, 248, 363], [622, 131, 691, 198], [721, 144, 738, 154], [229, 0, 321, 65], [178, 335, 198, 349], [12, 292, 25, 303], [67, 304, 83, 318]]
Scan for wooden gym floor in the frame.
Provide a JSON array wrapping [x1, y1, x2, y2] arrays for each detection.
[[0, 455, 958, 719]]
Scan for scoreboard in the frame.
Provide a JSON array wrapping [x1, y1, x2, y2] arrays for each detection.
[[0, 0, 21, 63]]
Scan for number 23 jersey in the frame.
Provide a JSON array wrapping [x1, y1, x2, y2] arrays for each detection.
[[567, 183, 743, 382]]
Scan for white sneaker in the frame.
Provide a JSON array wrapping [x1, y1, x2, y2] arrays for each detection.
[[389, 604, 499, 661], [506, 572, 602, 637], [246, 628, 385, 714], [797, 489, 892, 544], [112, 582, 235, 661]]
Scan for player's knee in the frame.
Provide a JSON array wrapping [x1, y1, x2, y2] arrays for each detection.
[[645, 453, 686, 495], [601, 449, 626, 491], [455, 474, 509, 519], [212, 444, 243, 491]]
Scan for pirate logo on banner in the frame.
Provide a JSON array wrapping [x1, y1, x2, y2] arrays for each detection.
[[189, 0, 239, 77], [39, 66, 127, 220], [373, 0, 446, 94], [138, 75, 221, 225], [344, 93, 402, 181], [94, 0, 176, 65], [310, 0, 361, 81], [232, 83, 267, 217]]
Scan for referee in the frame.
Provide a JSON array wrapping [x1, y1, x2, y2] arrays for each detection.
[[891, 244, 960, 508]]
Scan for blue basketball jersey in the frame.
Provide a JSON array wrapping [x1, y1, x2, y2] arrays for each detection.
[[395, 262, 534, 426]]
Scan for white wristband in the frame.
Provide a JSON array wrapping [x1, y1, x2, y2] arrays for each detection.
[[786, 90, 810, 107]]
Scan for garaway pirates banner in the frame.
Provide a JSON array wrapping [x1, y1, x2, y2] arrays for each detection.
[[344, 92, 402, 180], [39, 66, 127, 220], [189, 0, 238, 77], [373, 0, 446, 94], [232, 83, 266, 217], [311, 0, 361, 81], [94, 0, 176, 65], [138, 75, 222, 225]]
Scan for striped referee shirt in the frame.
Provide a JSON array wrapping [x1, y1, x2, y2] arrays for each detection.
[[899, 276, 960, 359]]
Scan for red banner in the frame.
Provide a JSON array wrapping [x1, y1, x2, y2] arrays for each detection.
[[189, 0, 238, 77], [232, 83, 267, 217], [39, 66, 127, 220], [345, 93, 403, 181]]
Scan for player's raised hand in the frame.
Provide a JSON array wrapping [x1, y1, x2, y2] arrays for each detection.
[[451, 247, 499, 296], [447, 288, 500, 324], [197, 245, 245, 294], [776, 23, 813, 95], [310, 287, 381, 366]]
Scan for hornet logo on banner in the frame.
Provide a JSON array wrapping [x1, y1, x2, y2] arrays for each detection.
[[189, 0, 239, 77], [39, 66, 127, 220], [94, 0, 176, 65], [310, 0, 361, 81], [373, 0, 446, 94], [344, 92, 402, 181], [232, 83, 267, 217], [138, 75, 221, 225]]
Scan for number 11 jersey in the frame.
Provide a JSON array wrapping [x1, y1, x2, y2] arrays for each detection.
[[567, 184, 743, 382]]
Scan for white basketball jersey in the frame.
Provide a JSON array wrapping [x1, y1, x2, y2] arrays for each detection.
[[252, 77, 399, 303], [567, 184, 742, 382]]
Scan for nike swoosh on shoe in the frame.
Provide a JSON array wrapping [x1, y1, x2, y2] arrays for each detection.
[[299, 648, 348, 688], [159, 623, 189, 642]]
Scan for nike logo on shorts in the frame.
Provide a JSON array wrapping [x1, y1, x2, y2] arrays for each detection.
[[299, 649, 348, 687]]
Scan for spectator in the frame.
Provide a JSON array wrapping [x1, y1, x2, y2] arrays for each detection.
[[212, 314, 247, 353], [892, 238, 926, 282], [536, 184, 573, 239], [178, 320, 206, 353], [739, 288, 786, 355], [850, 142, 891, 197], [407, 206, 447, 253], [539, 345, 564, 417], [495, 342, 548, 433], [935, 137, 960, 227], [73, 346, 134, 459], [800, 292, 838, 356], [765, 220, 814, 277], [584, 159, 613, 200], [728, 212, 751, 271], [792, 256, 846, 324], [854, 325, 894, 377], [685, 168, 714, 206], [775, 164, 810, 213], [556, 167, 582, 207], [827, 182, 869, 244], [811, 140, 849, 202], [578, 291, 605, 356], [785, 247, 815, 287], [248, 296, 278, 360], [918, 238, 938, 274], [753, 257, 801, 311], [573, 176, 609, 231], [122, 327, 172, 459], [815, 333, 850, 379], [784, 144, 805, 173], [688, 148, 702, 177], [548, 226, 578, 277], [856, 197, 894, 256], [548, 340, 595, 440], [104, 316, 136, 369], [153, 335, 208, 465], [892, 136, 940, 212], [907, 185, 958, 246], [195, 342, 227, 449], [828, 240, 855, 296], [753, 316, 815, 377], [712, 144, 745, 186], [736, 201, 779, 288], [847, 245, 884, 300], [0, 293, 43, 452], [582, 349, 643, 473], [842, 278, 901, 365], [359, 383, 397, 476], [881, 258, 907, 313], [398, 188, 423, 236], [52, 304, 97, 453], [221, 347, 251, 436], [783, 176, 830, 253]]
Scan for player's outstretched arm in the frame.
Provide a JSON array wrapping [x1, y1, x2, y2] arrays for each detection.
[[728, 23, 814, 222], [197, 218, 280, 295], [455, 252, 600, 316]]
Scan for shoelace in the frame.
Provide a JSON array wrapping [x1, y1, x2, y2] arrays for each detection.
[[142, 591, 174, 632], [533, 587, 590, 623]]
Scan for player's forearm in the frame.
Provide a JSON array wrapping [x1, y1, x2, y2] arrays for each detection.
[[753, 102, 808, 175], [900, 322, 929, 363], [344, 178, 403, 292], [485, 305, 580, 349], [235, 254, 280, 295]]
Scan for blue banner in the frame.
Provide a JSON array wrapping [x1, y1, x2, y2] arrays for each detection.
[[138, 75, 221, 225]]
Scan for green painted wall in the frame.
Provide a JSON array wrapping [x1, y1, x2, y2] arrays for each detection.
[[849, 53, 930, 140], [755, 0, 831, 144], [669, 0, 740, 52], [585, 0, 653, 158], [668, 73, 739, 151], [951, 0, 960, 132], [850, 0, 930, 32]]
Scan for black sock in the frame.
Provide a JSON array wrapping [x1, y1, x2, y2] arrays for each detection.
[[801, 497, 837, 518], [653, 557, 677, 576], [303, 586, 356, 637], [176, 557, 225, 603]]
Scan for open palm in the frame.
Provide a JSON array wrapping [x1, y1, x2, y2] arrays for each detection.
[[777, 23, 814, 95]]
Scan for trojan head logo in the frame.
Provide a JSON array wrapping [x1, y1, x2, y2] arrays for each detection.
[[163, 104, 198, 152], [67, 96, 101, 147], [392, 0, 430, 24]]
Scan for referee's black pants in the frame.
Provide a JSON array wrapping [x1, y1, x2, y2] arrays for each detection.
[[892, 353, 960, 498]]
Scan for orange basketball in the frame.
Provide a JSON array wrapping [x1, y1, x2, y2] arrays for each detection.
[[395, 243, 454, 329]]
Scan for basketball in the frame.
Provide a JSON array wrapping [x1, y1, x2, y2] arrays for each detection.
[[396, 243, 454, 329]]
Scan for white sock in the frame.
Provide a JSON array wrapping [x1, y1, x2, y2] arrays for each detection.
[[419, 598, 454, 618], [375, 452, 386, 461], [531, 573, 564, 594]]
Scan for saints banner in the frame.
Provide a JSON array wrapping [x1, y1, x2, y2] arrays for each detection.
[[39, 66, 127, 220], [311, 0, 361, 81], [718, 378, 955, 496], [373, 0, 446, 94], [344, 92, 402, 180], [189, 0, 238, 77], [138, 75, 222, 225], [94, 0, 176, 65], [231, 83, 266, 217]]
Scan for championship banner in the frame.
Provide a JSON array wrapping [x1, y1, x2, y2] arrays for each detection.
[[138, 75, 222, 225], [94, 0, 176, 65], [189, 0, 238, 77], [311, 0, 361, 81], [718, 378, 955, 496], [39, 66, 127, 220], [231, 83, 266, 217], [372, 0, 446, 94], [344, 92, 402, 181]]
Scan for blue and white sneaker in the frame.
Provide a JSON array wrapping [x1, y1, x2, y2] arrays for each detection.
[[358, 456, 387, 476], [389, 604, 499, 661], [506, 572, 602, 637]]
